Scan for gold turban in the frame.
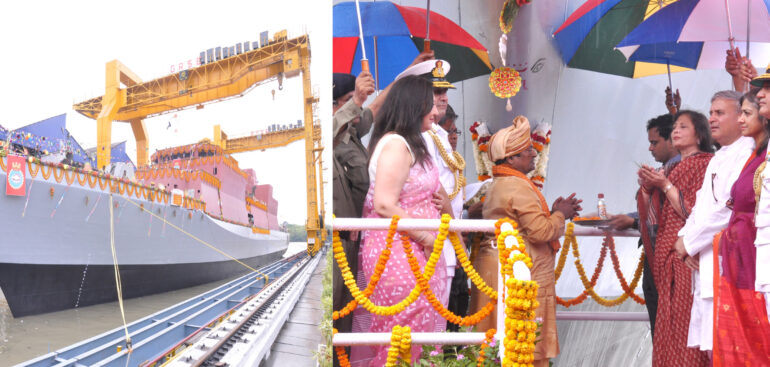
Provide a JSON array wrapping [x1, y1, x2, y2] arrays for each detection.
[[487, 115, 531, 162]]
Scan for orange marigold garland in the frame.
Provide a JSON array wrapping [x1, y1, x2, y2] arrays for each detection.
[[555, 223, 646, 307], [332, 216, 401, 319], [333, 328, 351, 367], [402, 230, 496, 326], [477, 328, 497, 367], [607, 234, 646, 305]]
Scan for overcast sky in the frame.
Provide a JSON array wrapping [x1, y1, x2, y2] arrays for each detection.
[[0, 0, 332, 225]]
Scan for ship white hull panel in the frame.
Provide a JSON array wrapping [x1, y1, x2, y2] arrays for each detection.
[[0, 169, 289, 317]]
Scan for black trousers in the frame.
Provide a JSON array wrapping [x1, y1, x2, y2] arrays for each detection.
[[642, 248, 658, 337], [446, 266, 470, 332]]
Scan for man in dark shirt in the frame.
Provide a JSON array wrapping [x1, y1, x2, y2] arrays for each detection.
[[609, 113, 679, 336]]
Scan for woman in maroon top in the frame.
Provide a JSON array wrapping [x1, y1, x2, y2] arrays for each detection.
[[713, 90, 770, 364]]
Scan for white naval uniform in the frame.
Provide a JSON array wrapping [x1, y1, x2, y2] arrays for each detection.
[[678, 136, 754, 350], [422, 124, 463, 305]]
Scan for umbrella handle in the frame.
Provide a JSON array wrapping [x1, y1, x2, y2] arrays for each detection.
[[361, 59, 370, 72], [424, 39, 431, 52]]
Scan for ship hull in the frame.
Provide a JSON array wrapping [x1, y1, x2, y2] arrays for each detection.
[[0, 164, 290, 317]]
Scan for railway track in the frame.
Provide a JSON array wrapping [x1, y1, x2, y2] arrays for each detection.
[[15, 250, 322, 367]]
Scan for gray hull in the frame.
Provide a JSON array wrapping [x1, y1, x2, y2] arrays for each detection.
[[0, 165, 289, 317]]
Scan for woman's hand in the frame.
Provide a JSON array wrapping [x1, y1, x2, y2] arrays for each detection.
[[639, 165, 667, 189]]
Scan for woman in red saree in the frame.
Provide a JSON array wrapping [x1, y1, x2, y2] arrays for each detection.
[[713, 91, 770, 365], [639, 110, 713, 366]]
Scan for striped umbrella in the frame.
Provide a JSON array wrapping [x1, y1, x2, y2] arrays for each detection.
[[616, 0, 770, 73], [333, 1, 493, 88], [553, 0, 696, 78]]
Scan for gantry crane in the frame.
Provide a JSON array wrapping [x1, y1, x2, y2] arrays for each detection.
[[73, 31, 326, 253]]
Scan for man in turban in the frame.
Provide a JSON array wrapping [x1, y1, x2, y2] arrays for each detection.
[[469, 116, 581, 367]]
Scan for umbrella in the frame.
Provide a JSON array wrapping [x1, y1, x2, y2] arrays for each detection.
[[333, 1, 493, 88], [616, 0, 770, 73], [552, 0, 691, 79]]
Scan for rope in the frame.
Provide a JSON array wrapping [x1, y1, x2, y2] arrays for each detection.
[[108, 194, 133, 362], [121, 197, 269, 283]]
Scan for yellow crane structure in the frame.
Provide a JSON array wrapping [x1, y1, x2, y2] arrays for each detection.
[[73, 31, 325, 253]]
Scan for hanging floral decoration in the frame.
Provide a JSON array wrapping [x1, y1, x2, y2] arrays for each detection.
[[469, 122, 494, 183], [529, 122, 552, 189], [489, 67, 522, 99]]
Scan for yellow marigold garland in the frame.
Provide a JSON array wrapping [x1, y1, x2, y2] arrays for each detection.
[[449, 231, 497, 300], [555, 223, 646, 307], [428, 130, 466, 200], [496, 219, 538, 366], [385, 325, 411, 366], [402, 230, 496, 326], [334, 215, 448, 317], [332, 216, 400, 321]]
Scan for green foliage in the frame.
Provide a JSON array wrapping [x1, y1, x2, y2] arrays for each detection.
[[394, 327, 499, 367], [286, 223, 308, 242], [314, 248, 333, 367]]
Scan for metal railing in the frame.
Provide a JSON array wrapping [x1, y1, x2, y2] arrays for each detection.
[[332, 217, 647, 352]]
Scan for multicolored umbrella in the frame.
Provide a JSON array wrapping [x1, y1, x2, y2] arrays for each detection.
[[616, 0, 770, 72], [333, 1, 493, 88], [553, 0, 694, 78]]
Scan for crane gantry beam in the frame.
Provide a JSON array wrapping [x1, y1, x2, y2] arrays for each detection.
[[73, 31, 325, 252]]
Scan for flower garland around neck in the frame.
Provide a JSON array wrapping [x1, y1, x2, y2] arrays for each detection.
[[334, 214, 449, 317], [477, 328, 497, 367], [496, 218, 538, 365], [428, 129, 466, 201], [385, 325, 412, 367], [469, 121, 494, 181]]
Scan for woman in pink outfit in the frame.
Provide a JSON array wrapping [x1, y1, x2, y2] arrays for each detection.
[[350, 75, 451, 366]]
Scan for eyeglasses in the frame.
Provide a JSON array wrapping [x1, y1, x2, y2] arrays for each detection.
[[448, 129, 462, 135]]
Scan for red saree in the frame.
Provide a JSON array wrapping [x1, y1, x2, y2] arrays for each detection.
[[652, 152, 712, 367], [713, 149, 770, 365]]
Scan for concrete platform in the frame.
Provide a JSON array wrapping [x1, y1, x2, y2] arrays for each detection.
[[262, 251, 325, 366], [553, 301, 652, 366]]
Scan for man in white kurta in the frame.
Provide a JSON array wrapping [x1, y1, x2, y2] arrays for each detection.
[[751, 70, 770, 316], [675, 91, 754, 351]]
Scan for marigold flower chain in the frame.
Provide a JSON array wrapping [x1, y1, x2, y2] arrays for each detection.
[[332, 216, 400, 320], [332, 328, 352, 367], [555, 223, 646, 307], [448, 231, 497, 300], [385, 325, 411, 366], [402, 232, 496, 325], [332, 215, 445, 317], [477, 328, 497, 367], [496, 221, 538, 367]]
